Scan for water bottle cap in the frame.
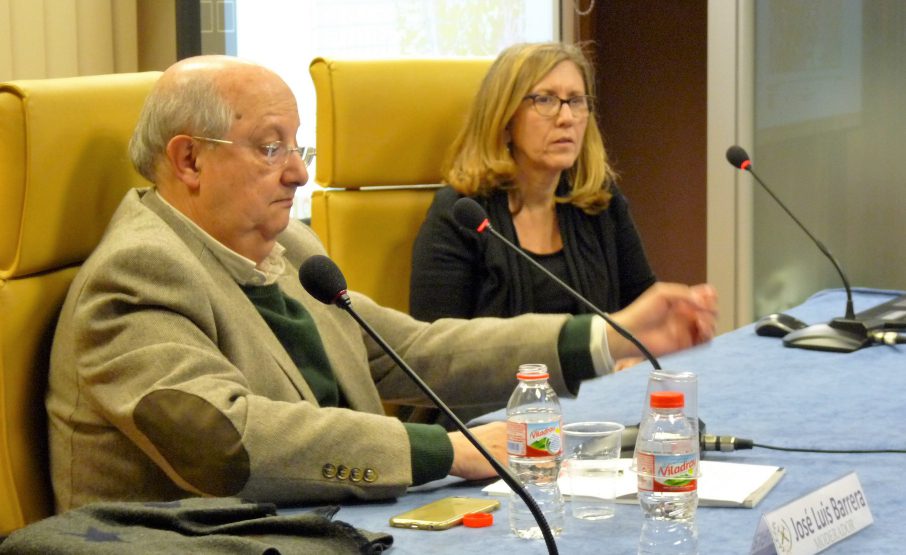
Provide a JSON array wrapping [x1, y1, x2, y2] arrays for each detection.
[[650, 390, 684, 408], [516, 363, 549, 380], [516, 370, 550, 380], [463, 512, 494, 528]]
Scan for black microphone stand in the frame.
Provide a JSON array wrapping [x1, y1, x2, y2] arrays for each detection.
[[482, 225, 662, 370], [738, 161, 871, 352], [329, 290, 560, 555], [452, 196, 661, 369], [750, 164, 869, 338]]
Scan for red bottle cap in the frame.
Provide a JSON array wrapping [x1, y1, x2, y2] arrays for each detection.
[[650, 390, 684, 408], [516, 370, 550, 380], [463, 512, 494, 528], [516, 364, 549, 380]]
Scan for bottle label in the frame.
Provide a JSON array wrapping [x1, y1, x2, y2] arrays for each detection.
[[507, 419, 562, 457], [636, 452, 698, 493]]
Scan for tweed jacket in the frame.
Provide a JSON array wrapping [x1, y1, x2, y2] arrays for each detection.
[[48, 188, 573, 511]]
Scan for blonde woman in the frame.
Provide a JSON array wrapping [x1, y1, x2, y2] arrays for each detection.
[[411, 42, 661, 322]]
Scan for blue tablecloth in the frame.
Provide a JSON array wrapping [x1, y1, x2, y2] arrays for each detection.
[[294, 288, 906, 554]]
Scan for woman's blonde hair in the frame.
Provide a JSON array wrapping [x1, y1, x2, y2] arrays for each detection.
[[443, 42, 616, 214]]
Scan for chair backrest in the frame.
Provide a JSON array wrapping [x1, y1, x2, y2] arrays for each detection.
[[308, 57, 492, 313], [0, 71, 160, 535]]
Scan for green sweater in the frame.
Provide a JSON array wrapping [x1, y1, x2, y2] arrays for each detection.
[[243, 283, 597, 486]]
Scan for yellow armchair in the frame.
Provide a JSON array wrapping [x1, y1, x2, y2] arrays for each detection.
[[308, 57, 492, 313], [0, 71, 160, 535]]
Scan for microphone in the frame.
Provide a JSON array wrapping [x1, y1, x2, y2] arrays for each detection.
[[701, 434, 754, 452], [452, 197, 662, 370], [299, 254, 560, 555], [453, 200, 757, 458], [725, 145, 871, 353], [622, 419, 729, 456]]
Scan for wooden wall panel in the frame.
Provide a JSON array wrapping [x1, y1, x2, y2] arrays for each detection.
[[578, 1, 708, 285]]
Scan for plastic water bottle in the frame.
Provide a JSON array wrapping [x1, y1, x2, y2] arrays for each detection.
[[506, 363, 565, 539], [637, 391, 699, 554]]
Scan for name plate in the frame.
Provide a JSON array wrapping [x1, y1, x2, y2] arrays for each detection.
[[750, 472, 873, 555]]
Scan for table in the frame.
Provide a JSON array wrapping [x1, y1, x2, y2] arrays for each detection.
[[309, 288, 906, 554]]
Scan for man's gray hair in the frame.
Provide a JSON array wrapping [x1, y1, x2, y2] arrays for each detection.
[[129, 73, 233, 182]]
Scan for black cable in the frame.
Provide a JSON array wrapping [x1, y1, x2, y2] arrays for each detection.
[[703, 434, 906, 454], [752, 443, 906, 454]]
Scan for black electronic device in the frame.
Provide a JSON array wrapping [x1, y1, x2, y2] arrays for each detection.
[[854, 293, 906, 330], [754, 313, 808, 337], [783, 323, 877, 352]]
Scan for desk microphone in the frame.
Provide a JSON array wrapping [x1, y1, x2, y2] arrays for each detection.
[[299, 254, 559, 555], [451, 199, 758, 457], [620, 421, 743, 456], [725, 145, 871, 353], [451, 197, 662, 370]]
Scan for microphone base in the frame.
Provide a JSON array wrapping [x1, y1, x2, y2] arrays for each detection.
[[828, 316, 877, 335], [783, 318, 872, 353]]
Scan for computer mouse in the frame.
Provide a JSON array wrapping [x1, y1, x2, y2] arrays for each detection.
[[754, 312, 808, 337]]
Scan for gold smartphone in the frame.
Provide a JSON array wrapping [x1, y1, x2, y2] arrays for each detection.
[[389, 496, 500, 530]]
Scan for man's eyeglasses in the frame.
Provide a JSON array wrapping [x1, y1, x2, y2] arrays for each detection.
[[523, 94, 594, 118], [191, 136, 316, 167]]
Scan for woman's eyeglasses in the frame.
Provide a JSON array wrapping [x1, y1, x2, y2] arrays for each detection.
[[523, 94, 594, 118]]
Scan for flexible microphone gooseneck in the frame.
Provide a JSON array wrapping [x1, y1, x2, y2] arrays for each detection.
[[452, 196, 662, 370], [298, 254, 559, 555], [725, 145, 871, 353]]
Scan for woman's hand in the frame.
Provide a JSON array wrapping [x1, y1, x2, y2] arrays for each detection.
[[608, 283, 718, 359]]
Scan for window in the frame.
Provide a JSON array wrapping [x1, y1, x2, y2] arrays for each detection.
[[235, 0, 559, 218], [752, 0, 905, 315]]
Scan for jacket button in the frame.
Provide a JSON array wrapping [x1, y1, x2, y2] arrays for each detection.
[[363, 468, 378, 482], [321, 463, 337, 479], [337, 465, 351, 480], [349, 467, 363, 482]]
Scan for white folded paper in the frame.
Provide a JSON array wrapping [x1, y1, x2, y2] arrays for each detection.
[[483, 459, 785, 509]]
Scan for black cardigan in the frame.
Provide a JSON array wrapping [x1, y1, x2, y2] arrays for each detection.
[[409, 181, 656, 321]]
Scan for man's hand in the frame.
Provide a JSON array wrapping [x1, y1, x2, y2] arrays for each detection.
[[609, 283, 718, 359], [447, 421, 507, 481]]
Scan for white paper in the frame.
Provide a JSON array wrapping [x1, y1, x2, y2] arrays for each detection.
[[483, 459, 784, 508]]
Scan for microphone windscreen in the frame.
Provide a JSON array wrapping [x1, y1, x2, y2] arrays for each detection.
[[726, 145, 751, 169], [299, 254, 347, 305], [452, 197, 489, 231]]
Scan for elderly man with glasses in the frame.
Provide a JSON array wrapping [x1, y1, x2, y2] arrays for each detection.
[[48, 55, 717, 511]]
